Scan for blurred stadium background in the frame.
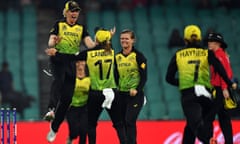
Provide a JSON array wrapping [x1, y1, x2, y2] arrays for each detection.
[[0, 0, 240, 121]]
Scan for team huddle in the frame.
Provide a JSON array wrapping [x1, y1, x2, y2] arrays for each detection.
[[44, 1, 147, 144], [43, 1, 238, 144]]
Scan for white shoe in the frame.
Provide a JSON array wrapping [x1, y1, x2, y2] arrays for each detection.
[[44, 109, 55, 121], [47, 126, 56, 142]]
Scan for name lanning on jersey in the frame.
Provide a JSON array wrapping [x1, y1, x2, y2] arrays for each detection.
[[90, 51, 113, 57]]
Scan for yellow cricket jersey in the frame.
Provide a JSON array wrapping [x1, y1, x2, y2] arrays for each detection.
[[50, 19, 89, 54], [70, 77, 90, 107], [176, 48, 212, 90], [86, 48, 116, 90], [115, 52, 140, 92], [54, 46, 117, 90]]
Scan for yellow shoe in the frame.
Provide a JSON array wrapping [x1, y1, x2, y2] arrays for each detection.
[[224, 98, 237, 109]]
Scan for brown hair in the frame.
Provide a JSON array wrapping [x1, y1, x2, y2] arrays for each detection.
[[98, 40, 112, 54], [184, 34, 201, 46], [120, 29, 136, 40]]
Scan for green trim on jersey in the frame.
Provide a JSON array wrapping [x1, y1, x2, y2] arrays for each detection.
[[55, 22, 83, 54], [115, 52, 140, 92], [87, 49, 116, 90], [70, 77, 90, 107], [176, 48, 212, 90]]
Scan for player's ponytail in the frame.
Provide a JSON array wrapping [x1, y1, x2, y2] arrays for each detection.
[[95, 29, 113, 53], [98, 40, 112, 54]]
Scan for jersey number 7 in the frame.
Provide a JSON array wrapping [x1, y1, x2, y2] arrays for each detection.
[[188, 60, 200, 82]]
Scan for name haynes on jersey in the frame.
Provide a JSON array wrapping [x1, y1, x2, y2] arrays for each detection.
[[179, 49, 207, 58], [90, 51, 113, 57]]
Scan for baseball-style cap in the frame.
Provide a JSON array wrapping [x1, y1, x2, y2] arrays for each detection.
[[184, 25, 202, 41], [207, 32, 227, 48], [95, 30, 111, 43], [64, 1, 81, 12]]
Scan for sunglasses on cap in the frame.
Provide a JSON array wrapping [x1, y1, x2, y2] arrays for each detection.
[[70, 9, 80, 12]]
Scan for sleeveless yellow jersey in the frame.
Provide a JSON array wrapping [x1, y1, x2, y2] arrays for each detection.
[[176, 48, 212, 90], [70, 77, 90, 107]]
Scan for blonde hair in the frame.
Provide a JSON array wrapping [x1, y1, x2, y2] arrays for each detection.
[[62, 1, 69, 17], [63, 8, 67, 17], [98, 40, 112, 54]]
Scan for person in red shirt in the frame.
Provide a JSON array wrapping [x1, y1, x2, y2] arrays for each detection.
[[208, 32, 234, 144]]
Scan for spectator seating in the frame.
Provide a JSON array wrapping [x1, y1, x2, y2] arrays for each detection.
[[22, 5, 39, 120], [0, 11, 4, 64], [2, 5, 39, 120], [6, 9, 21, 91], [86, 10, 101, 36]]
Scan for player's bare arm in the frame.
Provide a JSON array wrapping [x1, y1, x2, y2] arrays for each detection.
[[45, 48, 57, 56], [48, 34, 61, 48]]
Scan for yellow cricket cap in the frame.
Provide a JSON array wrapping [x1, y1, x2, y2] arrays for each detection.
[[64, 1, 81, 12], [95, 30, 111, 43], [184, 25, 202, 41]]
